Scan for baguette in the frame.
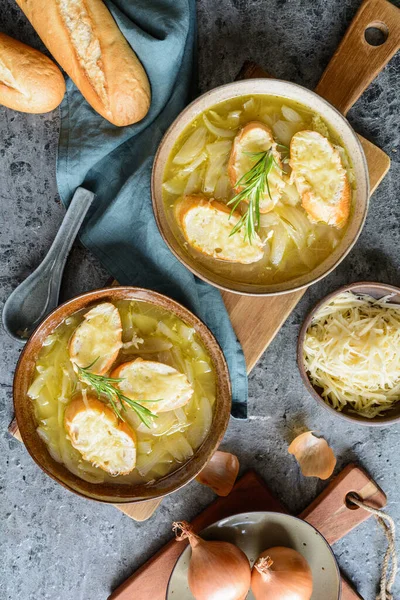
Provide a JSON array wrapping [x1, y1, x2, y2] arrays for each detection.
[[111, 358, 194, 414], [64, 395, 137, 476], [175, 195, 264, 264], [69, 302, 122, 375], [290, 130, 351, 228], [15, 0, 151, 126], [0, 32, 65, 113], [228, 121, 285, 213]]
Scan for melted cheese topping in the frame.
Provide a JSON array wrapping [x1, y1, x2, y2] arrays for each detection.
[[180, 198, 264, 263], [230, 122, 285, 212], [69, 302, 122, 374], [290, 130, 347, 204], [65, 398, 136, 475], [113, 359, 194, 413], [57, 0, 108, 107], [303, 292, 400, 418]]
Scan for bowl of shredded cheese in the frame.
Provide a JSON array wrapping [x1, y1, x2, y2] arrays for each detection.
[[298, 282, 400, 425]]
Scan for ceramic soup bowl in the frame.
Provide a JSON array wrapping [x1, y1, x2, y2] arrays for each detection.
[[13, 287, 231, 503], [152, 79, 369, 295]]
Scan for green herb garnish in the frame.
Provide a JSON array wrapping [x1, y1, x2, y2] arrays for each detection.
[[76, 360, 158, 428], [227, 148, 282, 242]]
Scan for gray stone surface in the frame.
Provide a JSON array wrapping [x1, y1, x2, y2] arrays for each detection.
[[1, 1, 399, 599]]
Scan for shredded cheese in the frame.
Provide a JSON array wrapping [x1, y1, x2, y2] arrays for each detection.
[[303, 291, 400, 418]]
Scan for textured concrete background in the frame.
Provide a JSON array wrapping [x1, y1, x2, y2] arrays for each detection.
[[1, 1, 399, 599]]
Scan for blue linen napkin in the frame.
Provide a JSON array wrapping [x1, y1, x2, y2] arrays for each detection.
[[56, 0, 248, 418]]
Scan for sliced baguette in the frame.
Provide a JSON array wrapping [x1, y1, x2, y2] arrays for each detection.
[[111, 358, 194, 414], [69, 302, 122, 375], [64, 395, 137, 476], [16, 0, 150, 126], [0, 32, 65, 113], [228, 121, 285, 213], [175, 195, 264, 264], [290, 130, 351, 228]]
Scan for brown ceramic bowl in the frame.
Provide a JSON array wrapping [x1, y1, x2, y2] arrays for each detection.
[[13, 287, 232, 503], [298, 282, 400, 426], [152, 79, 370, 296]]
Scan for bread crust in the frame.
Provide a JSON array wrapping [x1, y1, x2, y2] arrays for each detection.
[[69, 302, 122, 375], [228, 121, 284, 213], [64, 395, 137, 475], [176, 195, 232, 222], [15, 0, 150, 126], [175, 195, 264, 264], [290, 130, 351, 228], [0, 32, 65, 113], [111, 358, 194, 413], [301, 179, 351, 228], [65, 395, 116, 429]]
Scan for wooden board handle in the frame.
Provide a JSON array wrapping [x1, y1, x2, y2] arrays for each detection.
[[315, 0, 400, 115], [299, 463, 387, 545], [341, 578, 363, 600], [299, 463, 387, 599]]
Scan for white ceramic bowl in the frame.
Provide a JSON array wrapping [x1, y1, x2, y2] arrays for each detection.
[[152, 79, 370, 295]]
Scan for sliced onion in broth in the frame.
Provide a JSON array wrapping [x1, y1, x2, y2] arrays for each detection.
[[173, 127, 207, 165]]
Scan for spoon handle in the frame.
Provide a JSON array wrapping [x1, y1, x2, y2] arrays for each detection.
[[45, 187, 94, 268]]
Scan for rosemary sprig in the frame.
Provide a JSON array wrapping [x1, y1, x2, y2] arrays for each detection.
[[277, 142, 289, 153], [227, 149, 281, 242], [76, 361, 158, 429]]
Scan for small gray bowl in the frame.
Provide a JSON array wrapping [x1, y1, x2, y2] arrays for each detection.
[[298, 281, 400, 427]]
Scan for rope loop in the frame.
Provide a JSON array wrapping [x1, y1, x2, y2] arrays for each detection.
[[347, 493, 397, 600]]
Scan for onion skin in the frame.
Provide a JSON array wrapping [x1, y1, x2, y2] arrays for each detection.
[[195, 450, 240, 496], [288, 431, 336, 480], [173, 521, 251, 600], [251, 546, 313, 600]]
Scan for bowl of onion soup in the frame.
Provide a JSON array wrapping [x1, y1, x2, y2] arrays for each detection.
[[13, 287, 231, 502], [152, 79, 369, 295]]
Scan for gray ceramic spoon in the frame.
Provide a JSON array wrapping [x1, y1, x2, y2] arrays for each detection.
[[2, 187, 95, 343]]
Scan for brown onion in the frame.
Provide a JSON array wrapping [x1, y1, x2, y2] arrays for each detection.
[[172, 521, 251, 600], [251, 546, 313, 600]]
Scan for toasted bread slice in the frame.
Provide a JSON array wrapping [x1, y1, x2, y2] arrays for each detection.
[[228, 121, 285, 213], [69, 302, 122, 375], [175, 195, 264, 264], [64, 395, 137, 476], [111, 358, 194, 414], [290, 130, 351, 228]]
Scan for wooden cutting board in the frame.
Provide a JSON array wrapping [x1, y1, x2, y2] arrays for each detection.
[[9, 0, 400, 522], [108, 464, 387, 600], [220, 0, 400, 373]]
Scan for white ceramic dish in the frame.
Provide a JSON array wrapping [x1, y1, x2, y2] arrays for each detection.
[[152, 79, 369, 296], [167, 511, 341, 599]]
